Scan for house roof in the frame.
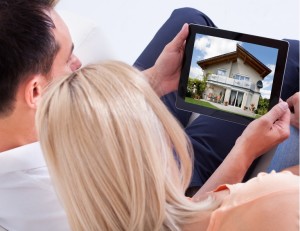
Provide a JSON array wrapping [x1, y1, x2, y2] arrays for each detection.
[[197, 44, 272, 78]]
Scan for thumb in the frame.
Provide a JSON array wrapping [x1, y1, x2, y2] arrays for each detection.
[[263, 101, 289, 123], [170, 23, 189, 50]]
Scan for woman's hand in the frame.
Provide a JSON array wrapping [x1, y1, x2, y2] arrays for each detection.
[[235, 101, 291, 161], [194, 101, 291, 196], [143, 23, 189, 97]]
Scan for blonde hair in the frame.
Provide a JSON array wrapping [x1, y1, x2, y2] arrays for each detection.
[[36, 61, 219, 231]]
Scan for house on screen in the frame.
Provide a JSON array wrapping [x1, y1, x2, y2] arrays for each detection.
[[197, 44, 271, 111]]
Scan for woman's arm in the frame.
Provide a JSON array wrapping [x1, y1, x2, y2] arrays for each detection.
[[193, 101, 291, 199]]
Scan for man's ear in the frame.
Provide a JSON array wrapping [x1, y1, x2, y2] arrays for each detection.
[[24, 75, 47, 110]]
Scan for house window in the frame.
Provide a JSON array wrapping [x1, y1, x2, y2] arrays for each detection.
[[229, 90, 244, 108], [216, 69, 226, 76], [234, 74, 249, 81]]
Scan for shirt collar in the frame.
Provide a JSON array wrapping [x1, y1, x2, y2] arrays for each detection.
[[0, 142, 46, 175]]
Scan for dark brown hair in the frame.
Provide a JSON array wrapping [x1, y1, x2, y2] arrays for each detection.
[[0, 0, 59, 116]]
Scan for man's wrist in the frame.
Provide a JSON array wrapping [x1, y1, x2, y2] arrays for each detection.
[[142, 67, 164, 97]]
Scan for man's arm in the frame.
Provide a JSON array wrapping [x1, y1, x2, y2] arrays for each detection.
[[142, 23, 189, 97], [279, 92, 300, 176], [287, 92, 299, 129], [193, 101, 291, 198], [282, 165, 299, 175]]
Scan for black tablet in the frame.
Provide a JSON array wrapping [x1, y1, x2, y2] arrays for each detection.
[[176, 24, 289, 125]]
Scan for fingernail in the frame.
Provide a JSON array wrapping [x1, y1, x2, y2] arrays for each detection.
[[279, 101, 288, 110]]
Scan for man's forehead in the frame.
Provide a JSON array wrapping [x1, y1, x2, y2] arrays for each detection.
[[46, 9, 70, 34], [49, 9, 72, 49]]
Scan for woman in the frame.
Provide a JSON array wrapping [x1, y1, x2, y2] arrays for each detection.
[[36, 61, 298, 231]]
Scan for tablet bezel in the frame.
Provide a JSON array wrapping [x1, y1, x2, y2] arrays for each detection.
[[176, 24, 289, 125]]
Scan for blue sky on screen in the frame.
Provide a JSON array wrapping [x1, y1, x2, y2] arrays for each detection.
[[189, 34, 279, 99]]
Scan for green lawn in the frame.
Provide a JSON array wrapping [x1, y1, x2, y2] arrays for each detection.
[[185, 97, 262, 119], [185, 97, 219, 109]]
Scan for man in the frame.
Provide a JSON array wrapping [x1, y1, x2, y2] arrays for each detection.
[[0, 2, 295, 230], [0, 1, 81, 230], [0, 2, 204, 230]]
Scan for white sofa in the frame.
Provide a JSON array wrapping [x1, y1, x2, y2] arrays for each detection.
[[56, 9, 117, 66]]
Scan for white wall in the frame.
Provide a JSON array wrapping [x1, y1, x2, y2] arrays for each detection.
[[56, 0, 299, 65]]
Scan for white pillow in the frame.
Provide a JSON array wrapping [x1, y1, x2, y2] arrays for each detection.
[[57, 9, 116, 66]]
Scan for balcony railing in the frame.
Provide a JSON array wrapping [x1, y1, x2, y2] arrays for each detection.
[[208, 74, 255, 91]]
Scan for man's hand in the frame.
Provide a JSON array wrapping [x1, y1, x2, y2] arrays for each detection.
[[143, 23, 189, 96], [287, 92, 299, 128]]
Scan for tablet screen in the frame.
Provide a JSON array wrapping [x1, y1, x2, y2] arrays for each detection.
[[176, 24, 289, 125]]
